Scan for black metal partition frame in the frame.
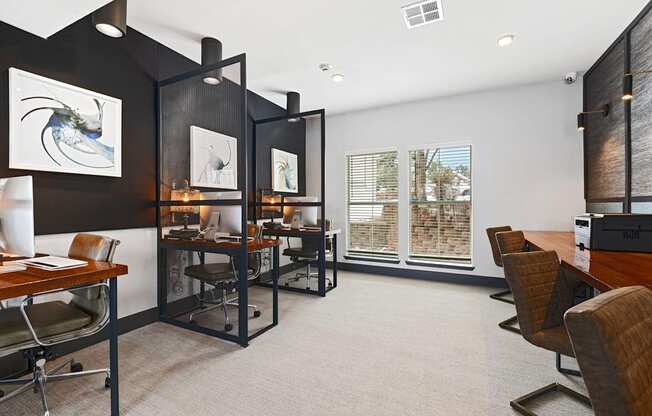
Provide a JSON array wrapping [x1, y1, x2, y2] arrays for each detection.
[[252, 109, 335, 297], [156, 54, 277, 347]]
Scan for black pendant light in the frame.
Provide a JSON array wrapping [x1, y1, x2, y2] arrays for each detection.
[[577, 113, 586, 131], [93, 0, 127, 38], [287, 92, 301, 122], [202, 37, 223, 85]]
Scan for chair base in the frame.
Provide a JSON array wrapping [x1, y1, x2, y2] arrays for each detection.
[[284, 263, 333, 289], [498, 315, 521, 334], [510, 382, 591, 416], [187, 287, 261, 332], [0, 354, 109, 416], [556, 352, 582, 377], [490, 289, 515, 305]]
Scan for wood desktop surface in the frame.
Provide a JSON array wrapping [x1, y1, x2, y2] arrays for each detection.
[[161, 237, 282, 252], [524, 231, 652, 292], [263, 227, 342, 238], [0, 260, 129, 300]]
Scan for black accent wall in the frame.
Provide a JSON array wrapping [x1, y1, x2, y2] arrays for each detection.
[[584, 2, 652, 213], [0, 15, 304, 234]]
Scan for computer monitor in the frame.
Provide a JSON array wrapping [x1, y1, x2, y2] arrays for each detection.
[[200, 206, 242, 235], [0, 176, 35, 260], [283, 196, 319, 227]]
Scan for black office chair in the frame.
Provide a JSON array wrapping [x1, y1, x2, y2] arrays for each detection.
[[0, 233, 120, 416], [184, 224, 263, 332], [283, 219, 333, 290]]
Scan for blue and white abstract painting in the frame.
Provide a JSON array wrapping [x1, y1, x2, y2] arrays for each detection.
[[8, 68, 122, 177], [272, 148, 298, 193]]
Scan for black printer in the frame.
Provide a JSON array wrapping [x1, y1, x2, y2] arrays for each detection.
[[574, 214, 652, 253]]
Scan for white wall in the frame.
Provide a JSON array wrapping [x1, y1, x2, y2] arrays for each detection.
[[34, 228, 158, 318], [316, 79, 585, 280]]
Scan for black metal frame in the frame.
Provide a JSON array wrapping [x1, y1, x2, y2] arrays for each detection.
[[251, 109, 337, 297], [583, 1, 652, 212], [510, 382, 591, 416], [156, 54, 279, 347]]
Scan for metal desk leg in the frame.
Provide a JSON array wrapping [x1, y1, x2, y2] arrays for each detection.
[[109, 277, 119, 416], [318, 237, 326, 297], [273, 245, 279, 325], [332, 234, 338, 288]]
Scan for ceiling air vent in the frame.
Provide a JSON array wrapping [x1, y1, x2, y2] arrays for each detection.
[[402, 0, 444, 29]]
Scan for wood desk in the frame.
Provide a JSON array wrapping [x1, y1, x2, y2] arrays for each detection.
[[262, 227, 342, 297], [0, 260, 128, 416], [524, 231, 652, 292]]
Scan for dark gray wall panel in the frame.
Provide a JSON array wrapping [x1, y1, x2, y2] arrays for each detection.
[[584, 39, 626, 201], [631, 7, 652, 198]]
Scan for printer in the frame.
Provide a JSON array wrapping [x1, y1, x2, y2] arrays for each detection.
[[574, 214, 652, 252]]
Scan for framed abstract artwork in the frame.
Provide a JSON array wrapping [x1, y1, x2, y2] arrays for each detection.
[[190, 125, 238, 189], [8, 67, 122, 177], [271, 148, 298, 193]]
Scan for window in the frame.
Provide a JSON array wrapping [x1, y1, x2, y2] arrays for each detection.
[[409, 145, 472, 265], [346, 150, 399, 259]]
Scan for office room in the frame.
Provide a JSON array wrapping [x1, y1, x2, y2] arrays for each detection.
[[0, 1, 651, 415]]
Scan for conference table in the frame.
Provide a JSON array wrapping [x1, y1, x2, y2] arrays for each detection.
[[524, 231, 652, 292]]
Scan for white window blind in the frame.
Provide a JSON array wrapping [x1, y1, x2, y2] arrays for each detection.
[[346, 151, 399, 258], [409, 145, 472, 264]]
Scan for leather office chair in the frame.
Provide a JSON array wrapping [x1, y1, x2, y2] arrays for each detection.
[[486, 226, 521, 334], [184, 224, 263, 332], [501, 249, 591, 416], [0, 233, 120, 416], [564, 286, 652, 416], [283, 219, 333, 290]]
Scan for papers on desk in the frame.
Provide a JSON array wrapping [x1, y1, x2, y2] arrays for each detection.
[[16, 256, 88, 271]]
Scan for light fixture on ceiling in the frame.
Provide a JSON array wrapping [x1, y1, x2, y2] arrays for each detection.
[[287, 92, 301, 123], [319, 64, 333, 72], [497, 34, 515, 47], [577, 104, 610, 132], [92, 0, 127, 38], [331, 74, 345, 83], [201, 37, 223, 85]]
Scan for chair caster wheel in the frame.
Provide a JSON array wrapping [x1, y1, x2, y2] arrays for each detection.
[[284, 282, 290, 287], [253, 310, 261, 318], [105, 377, 111, 389], [71, 362, 83, 373], [305, 287, 310, 291], [224, 324, 233, 332]]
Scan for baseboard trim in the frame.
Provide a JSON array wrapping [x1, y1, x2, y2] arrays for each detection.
[[328, 261, 507, 288]]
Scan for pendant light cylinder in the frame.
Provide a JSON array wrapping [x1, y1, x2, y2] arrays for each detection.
[[93, 0, 127, 38], [287, 92, 301, 122], [201, 37, 223, 85], [623, 73, 633, 101], [577, 113, 586, 131]]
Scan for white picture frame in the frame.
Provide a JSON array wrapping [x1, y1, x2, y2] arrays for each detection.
[[271, 148, 299, 193], [8, 67, 122, 177], [190, 126, 238, 189]]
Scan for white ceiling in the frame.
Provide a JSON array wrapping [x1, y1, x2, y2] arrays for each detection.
[[3, 1, 649, 115]]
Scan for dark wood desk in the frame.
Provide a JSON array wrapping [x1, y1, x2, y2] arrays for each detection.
[[158, 237, 282, 347], [0, 260, 128, 416], [262, 227, 342, 297], [524, 231, 652, 292]]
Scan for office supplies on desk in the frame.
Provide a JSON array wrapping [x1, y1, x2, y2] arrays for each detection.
[[17, 255, 88, 271]]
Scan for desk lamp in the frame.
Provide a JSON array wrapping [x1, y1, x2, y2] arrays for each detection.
[[169, 179, 201, 239]]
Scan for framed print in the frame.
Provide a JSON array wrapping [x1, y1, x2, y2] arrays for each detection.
[[9, 67, 122, 177], [271, 148, 298, 193], [190, 125, 237, 189]]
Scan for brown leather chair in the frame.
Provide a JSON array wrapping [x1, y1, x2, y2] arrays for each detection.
[[565, 286, 652, 416], [184, 224, 263, 332], [501, 250, 591, 415], [0, 233, 120, 415]]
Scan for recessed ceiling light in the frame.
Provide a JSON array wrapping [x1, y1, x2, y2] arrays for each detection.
[[497, 34, 515, 47], [331, 74, 345, 83]]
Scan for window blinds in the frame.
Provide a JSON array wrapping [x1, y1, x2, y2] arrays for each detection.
[[346, 151, 399, 258], [409, 145, 472, 263]]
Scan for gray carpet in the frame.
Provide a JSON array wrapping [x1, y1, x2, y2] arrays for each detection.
[[3, 272, 592, 416]]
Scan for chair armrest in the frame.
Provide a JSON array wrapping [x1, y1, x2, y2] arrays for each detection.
[[19, 282, 110, 347]]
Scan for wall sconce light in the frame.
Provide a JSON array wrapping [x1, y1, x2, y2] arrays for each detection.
[[202, 37, 223, 85], [622, 70, 652, 101], [92, 0, 127, 38], [577, 104, 610, 131]]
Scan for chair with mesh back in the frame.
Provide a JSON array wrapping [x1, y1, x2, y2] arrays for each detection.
[[0, 233, 120, 416], [283, 219, 333, 290], [184, 224, 264, 332]]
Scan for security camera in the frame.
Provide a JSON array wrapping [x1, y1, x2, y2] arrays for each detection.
[[564, 72, 578, 85]]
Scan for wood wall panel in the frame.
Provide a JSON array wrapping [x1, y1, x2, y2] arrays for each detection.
[[631, 8, 652, 198], [584, 39, 626, 201]]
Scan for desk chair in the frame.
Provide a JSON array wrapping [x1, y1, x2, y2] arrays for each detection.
[[184, 224, 263, 332], [565, 286, 652, 416], [283, 219, 333, 290], [502, 250, 591, 416], [0, 233, 120, 416]]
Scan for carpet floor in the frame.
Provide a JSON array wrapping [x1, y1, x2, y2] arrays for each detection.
[[2, 271, 592, 416]]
